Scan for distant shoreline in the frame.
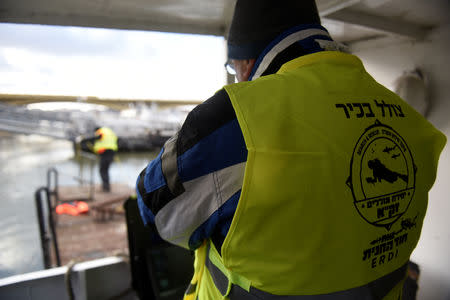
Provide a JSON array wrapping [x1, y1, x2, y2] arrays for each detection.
[[0, 131, 13, 137]]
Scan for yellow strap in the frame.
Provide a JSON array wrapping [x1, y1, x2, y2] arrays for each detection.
[[183, 294, 195, 300], [184, 241, 207, 299]]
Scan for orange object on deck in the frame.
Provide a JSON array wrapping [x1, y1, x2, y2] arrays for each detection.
[[55, 201, 89, 216], [76, 201, 89, 213]]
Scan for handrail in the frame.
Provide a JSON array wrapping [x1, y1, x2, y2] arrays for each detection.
[[47, 167, 59, 207], [77, 151, 96, 201], [78, 151, 97, 161], [35, 187, 61, 268], [48, 149, 97, 203]]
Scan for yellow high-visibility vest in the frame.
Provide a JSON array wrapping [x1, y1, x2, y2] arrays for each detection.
[[93, 127, 118, 154], [186, 51, 446, 300]]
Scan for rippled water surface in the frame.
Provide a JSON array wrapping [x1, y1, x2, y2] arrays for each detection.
[[0, 134, 157, 279]]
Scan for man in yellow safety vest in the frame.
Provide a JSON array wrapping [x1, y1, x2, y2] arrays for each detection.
[[136, 1, 446, 299], [92, 126, 118, 192]]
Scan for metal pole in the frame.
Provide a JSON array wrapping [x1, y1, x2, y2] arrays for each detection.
[[89, 158, 95, 201], [80, 154, 84, 186], [46, 167, 59, 207], [35, 187, 52, 269], [46, 188, 61, 267], [35, 186, 61, 268]]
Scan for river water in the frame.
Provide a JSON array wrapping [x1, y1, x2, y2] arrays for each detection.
[[0, 133, 157, 279]]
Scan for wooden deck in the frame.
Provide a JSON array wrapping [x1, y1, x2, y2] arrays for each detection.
[[57, 183, 133, 203], [52, 183, 135, 266]]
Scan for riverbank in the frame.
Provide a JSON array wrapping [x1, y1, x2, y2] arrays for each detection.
[[0, 134, 157, 279]]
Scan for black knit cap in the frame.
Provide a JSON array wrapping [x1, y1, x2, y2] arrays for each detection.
[[227, 0, 321, 59]]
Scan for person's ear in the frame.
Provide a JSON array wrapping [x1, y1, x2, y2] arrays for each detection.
[[236, 59, 256, 82], [242, 59, 256, 81]]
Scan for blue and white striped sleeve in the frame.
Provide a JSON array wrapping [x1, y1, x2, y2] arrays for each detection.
[[136, 89, 248, 250]]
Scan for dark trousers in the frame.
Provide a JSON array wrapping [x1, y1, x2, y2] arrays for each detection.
[[99, 150, 115, 191]]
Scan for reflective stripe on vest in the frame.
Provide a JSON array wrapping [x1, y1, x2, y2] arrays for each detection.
[[205, 243, 407, 300], [183, 242, 209, 300]]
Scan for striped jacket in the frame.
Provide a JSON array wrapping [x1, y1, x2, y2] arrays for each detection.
[[136, 24, 336, 251]]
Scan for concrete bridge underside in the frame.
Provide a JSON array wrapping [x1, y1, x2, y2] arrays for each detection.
[[0, 94, 202, 110]]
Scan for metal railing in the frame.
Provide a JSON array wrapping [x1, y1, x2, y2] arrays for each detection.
[[36, 156, 97, 268], [35, 187, 61, 268], [77, 151, 97, 201], [46, 151, 97, 206]]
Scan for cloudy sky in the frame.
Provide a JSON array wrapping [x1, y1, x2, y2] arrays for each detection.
[[0, 23, 227, 100]]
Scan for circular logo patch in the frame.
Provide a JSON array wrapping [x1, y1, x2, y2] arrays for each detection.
[[347, 120, 416, 230]]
